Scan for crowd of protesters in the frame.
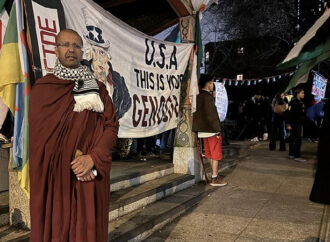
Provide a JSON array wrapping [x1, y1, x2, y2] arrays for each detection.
[[0, 69, 327, 167], [0, 85, 326, 164], [226, 87, 326, 163]]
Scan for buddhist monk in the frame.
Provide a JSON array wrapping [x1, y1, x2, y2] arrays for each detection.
[[29, 29, 119, 242]]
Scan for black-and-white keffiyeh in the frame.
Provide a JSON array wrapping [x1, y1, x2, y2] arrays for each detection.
[[53, 59, 104, 113]]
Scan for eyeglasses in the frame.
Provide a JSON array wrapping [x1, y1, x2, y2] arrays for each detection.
[[57, 42, 83, 50]]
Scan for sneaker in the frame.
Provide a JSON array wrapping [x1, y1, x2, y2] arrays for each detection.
[[250, 137, 259, 142], [294, 157, 306, 162], [209, 176, 228, 187], [137, 152, 147, 161], [262, 133, 268, 141]]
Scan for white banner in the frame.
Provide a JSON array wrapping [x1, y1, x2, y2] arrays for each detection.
[[25, 0, 66, 79], [312, 72, 327, 99], [214, 82, 228, 122], [61, 0, 193, 138], [31, 1, 62, 76]]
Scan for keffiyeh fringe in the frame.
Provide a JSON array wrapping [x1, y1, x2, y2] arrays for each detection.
[[53, 59, 104, 113]]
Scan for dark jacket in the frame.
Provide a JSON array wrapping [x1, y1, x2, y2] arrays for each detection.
[[310, 100, 330, 204], [289, 98, 306, 125], [192, 90, 221, 133]]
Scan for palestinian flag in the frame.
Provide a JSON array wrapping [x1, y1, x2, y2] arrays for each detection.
[[284, 48, 330, 93], [277, 9, 330, 92], [15, 0, 31, 197]]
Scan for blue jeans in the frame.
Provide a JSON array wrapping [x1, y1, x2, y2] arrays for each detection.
[[159, 129, 175, 154]]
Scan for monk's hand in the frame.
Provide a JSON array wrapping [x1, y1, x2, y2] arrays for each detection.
[[71, 154, 94, 177], [78, 170, 95, 182]]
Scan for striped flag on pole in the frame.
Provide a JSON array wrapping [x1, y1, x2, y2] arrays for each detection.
[[14, 0, 30, 196], [0, 0, 30, 196], [0, 0, 9, 129]]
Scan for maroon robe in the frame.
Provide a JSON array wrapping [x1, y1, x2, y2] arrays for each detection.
[[29, 74, 119, 242]]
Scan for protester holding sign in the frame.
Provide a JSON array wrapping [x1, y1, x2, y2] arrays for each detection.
[[192, 74, 227, 187], [311, 72, 327, 99], [29, 29, 119, 242]]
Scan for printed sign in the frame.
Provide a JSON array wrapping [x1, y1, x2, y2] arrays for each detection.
[[312, 72, 327, 99], [214, 82, 228, 122]]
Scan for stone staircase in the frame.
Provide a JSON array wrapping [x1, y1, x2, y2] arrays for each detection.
[[0, 142, 251, 241]]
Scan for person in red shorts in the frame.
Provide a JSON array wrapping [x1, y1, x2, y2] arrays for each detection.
[[192, 74, 227, 186]]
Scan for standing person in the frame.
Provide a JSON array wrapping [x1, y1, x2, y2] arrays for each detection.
[[29, 29, 119, 242], [310, 99, 330, 204], [192, 74, 227, 186], [288, 88, 306, 162], [248, 90, 269, 141], [269, 91, 288, 151]]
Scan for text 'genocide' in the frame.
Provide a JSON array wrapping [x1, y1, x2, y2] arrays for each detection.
[[132, 94, 179, 127]]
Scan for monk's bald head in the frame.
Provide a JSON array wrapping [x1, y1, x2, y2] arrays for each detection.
[[55, 29, 83, 46]]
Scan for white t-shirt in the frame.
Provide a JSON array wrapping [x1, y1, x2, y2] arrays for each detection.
[[198, 132, 217, 138]]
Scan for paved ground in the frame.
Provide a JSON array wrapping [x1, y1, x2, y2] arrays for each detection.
[[147, 141, 328, 241]]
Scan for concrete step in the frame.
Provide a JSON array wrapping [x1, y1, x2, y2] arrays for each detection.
[[0, 173, 195, 241], [110, 162, 174, 192], [0, 225, 29, 242], [108, 183, 217, 242], [109, 173, 195, 221], [0, 143, 250, 241], [0, 191, 9, 228], [0, 161, 174, 229], [0, 205, 9, 228]]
